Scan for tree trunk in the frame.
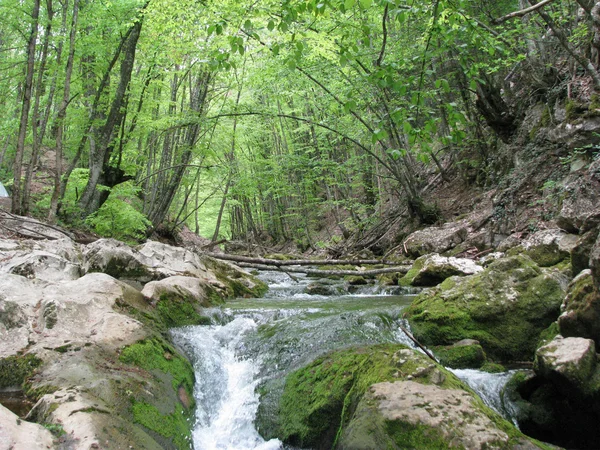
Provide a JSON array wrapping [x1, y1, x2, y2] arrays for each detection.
[[78, 17, 143, 216], [48, 0, 79, 222], [12, 0, 40, 215], [21, 0, 53, 215]]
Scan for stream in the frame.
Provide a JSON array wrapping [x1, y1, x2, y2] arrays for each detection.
[[171, 271, 518, 450]]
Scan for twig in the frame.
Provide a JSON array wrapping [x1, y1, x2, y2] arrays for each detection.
[[398, 324, 438, 363]]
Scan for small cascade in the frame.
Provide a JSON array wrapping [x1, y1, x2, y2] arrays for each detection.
[[451, 369, 519, 424], [172, 270, 521, 449], [171, 318, 282, 450]]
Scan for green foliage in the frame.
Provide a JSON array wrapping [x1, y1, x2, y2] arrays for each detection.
[[85, 182, 151, 243]]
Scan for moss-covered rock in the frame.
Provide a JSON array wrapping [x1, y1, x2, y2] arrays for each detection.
[[399, 253, 483, 287], [404, 254, 567, 362], [277, 344, 545, 450], [508, 229, 578, 268], [119, 337, 196, 449], [433, 340, 487, 369], [558, 270, 600, 345], [0, 354, 42, 389]]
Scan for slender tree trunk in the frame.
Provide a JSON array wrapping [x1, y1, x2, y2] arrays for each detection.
[[78, 16, 143, 216], [12, 0, 41, 215], [48, 0, 79, 222], [22, 0, 53, 215]]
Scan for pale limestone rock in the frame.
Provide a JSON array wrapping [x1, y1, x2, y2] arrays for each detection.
[[0, 404, 54, 450], [404, 222, 469, 257], [141, 275, 221, 306], [412, 253, 483, 286], [535, 336, 597, 392]]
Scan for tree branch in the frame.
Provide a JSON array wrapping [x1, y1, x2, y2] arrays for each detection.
[[492, 0, 555, 24]]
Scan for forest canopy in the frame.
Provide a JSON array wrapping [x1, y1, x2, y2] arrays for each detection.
[[1, 0, 597, 246]]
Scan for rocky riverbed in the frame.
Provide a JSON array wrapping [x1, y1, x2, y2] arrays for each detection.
[[1, 204, 600, 449]]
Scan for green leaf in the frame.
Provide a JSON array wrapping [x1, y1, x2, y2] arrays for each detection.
[[359, 0, 372, 8], [268, 20, 275, 31], [244, 19, 252, 30], [343, 100, 356, 113], [345, 0, 356, 9]]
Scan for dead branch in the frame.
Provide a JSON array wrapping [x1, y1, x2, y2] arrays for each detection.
[[492, 0, 555, 24], [234, 261, 410, 277], [204, 252, 402, 267]]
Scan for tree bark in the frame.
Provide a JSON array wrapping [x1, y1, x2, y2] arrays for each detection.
[[203, 252, 404, 266], [230, 261, 410, 277], [78, 16, 144, 216], [48, 0, 79, 222], [12, 0, 41, 215]]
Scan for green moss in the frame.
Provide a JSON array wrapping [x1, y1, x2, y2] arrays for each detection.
[[345, 275, 368, 285], [0, 354, 42, 389], [155, 294, 211, 327], [119, 338, 194, 397], [399, 257, 425, 287], [278, 344, 462, 448], [132, 402, 192, 449], [405, 255, 565, 362], [385, 420, 450, 449], [538, 322, 560, 347], [433, 344, 486, 369], [481, 362, 506, 373]]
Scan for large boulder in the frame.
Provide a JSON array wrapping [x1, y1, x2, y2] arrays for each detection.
[[507, 335, 600, 449], [570, 228, 598, 276], [403, 222, 468, 257], [275, 345, 542, 450], [555, 158, 600, 233], [141, 275, 223, 327], [0, 404, 54, 450], [405, 254, 567, 361], [400, 253, 483, 287], [0, 238, 81, 283], [534, 336, 597, 395], [558, 270, 600, 345], [514, 228, 578, 267], [82, 238, 157, 281]]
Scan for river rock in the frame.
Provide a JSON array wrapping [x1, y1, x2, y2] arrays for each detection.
[[558, 270, 600, 345], [340, 381, 520, 450], [275, 344, 542, 450], [591, 231, 600, 291], [400, 253, 483, 287], [555, 158, 600, 233], [0, 403, 54, 450], [534, 335, 598, 394], [515, 228, 578, 267], [0, 234, 268, 449], [403, 222, 468, 257], [571, 228, 598, 276], [82, 238, 157, 281], [0, 238, 81, 283], [405, 254, 567, 361], [432, 339, 487, 369]]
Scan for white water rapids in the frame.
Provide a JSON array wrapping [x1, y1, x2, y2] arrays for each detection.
[[171, 271, 519, 450]]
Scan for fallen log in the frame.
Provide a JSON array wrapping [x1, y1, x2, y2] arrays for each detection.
[[204, 252, 403, 267], [233, 261, 411, 277]]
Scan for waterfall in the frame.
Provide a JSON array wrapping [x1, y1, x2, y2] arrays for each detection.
[[172, 318, 282, 450], [171, 271, 519, 449]]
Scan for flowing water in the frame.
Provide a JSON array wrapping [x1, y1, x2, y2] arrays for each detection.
[[171, 271, 518, 450]]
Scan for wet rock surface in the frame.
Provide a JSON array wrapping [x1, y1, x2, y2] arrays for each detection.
[[0, 233, 266, 449]]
